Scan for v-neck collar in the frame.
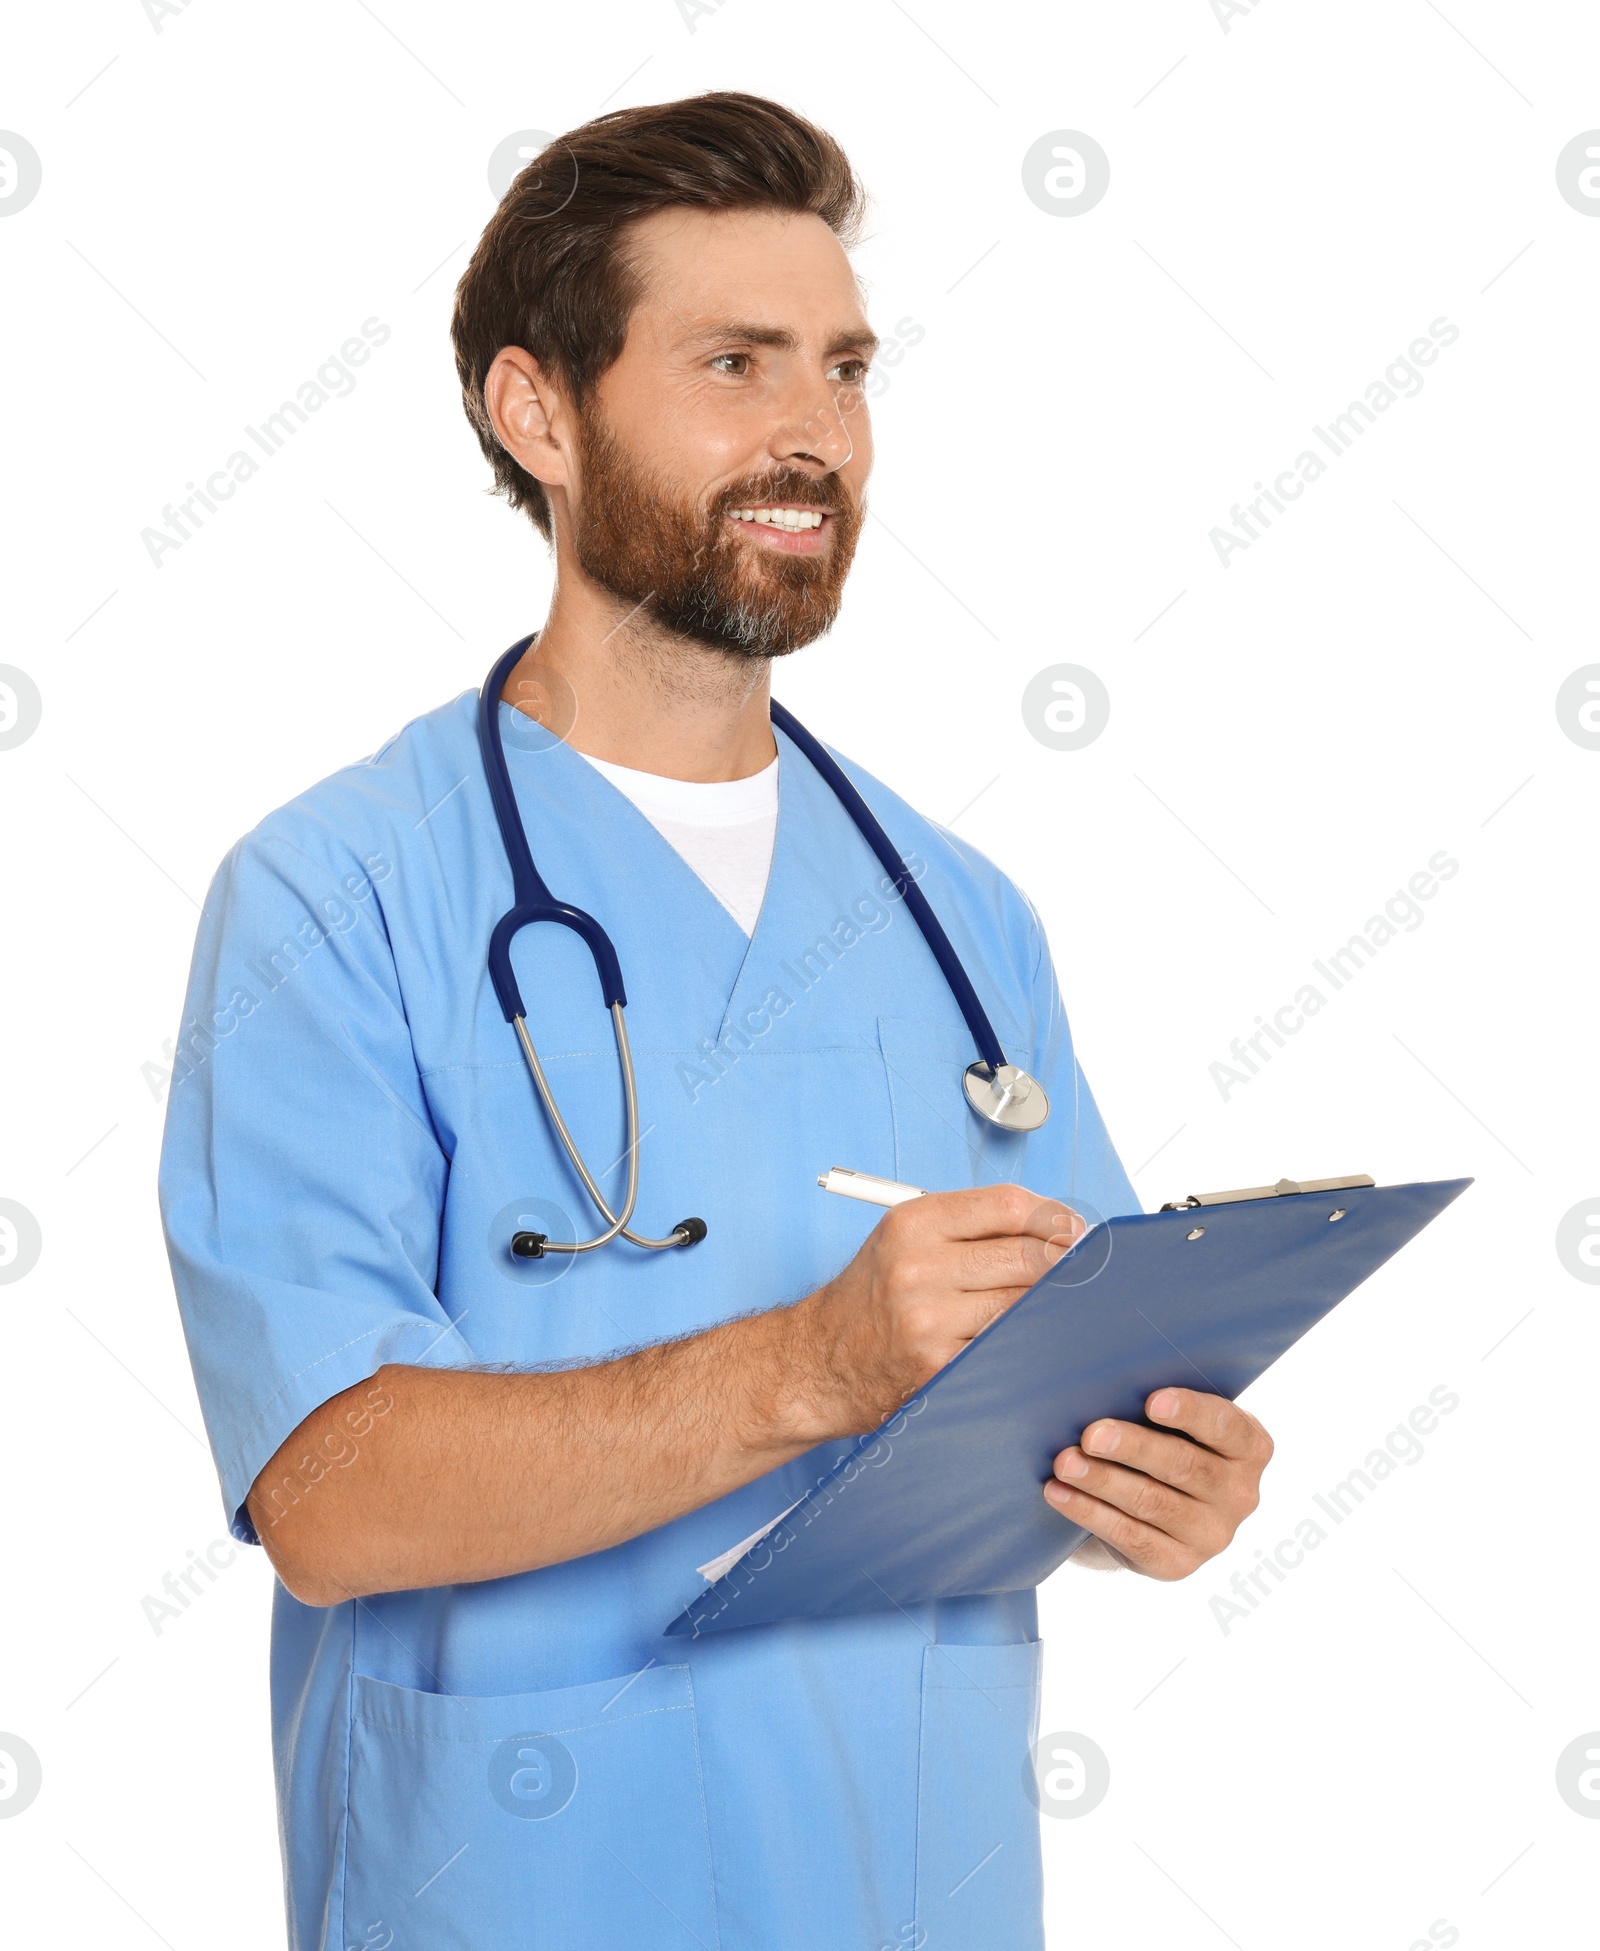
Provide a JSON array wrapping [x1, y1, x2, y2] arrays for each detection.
[[714, 725, 869, 1048], [494, 702, 906, 1064], [497, 700, 781, 1049]]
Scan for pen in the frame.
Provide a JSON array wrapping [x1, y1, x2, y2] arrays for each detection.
[[817, 1166, 928, 1209]]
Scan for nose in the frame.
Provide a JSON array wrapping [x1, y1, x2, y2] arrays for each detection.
[[769, 379, 857, 477]]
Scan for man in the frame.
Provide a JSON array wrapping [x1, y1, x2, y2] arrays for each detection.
[[160, 92, 1271, 1951]]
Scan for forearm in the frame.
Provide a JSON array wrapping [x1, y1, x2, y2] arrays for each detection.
[[247, 1185, 1083, 1607], [249, 1296, 840, 1606]]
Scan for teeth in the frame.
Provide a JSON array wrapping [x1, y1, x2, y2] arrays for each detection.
[[731, 507, 825, 530]]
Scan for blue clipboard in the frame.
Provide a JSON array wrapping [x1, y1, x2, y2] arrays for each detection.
[[665, 1175, 1471, 1637]]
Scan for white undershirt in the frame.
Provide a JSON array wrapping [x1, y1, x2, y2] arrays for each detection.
[[584, 751, 779, 937]]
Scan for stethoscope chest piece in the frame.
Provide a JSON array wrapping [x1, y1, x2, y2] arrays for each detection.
[[964, 1061, 1050, 1132]]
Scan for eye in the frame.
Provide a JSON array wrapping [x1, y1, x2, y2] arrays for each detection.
[[711, 352, 751, 376], [829, 358, 869, 385]]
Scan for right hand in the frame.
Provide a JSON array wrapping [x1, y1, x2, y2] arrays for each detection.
[[794, 1184, 1085, 1439]]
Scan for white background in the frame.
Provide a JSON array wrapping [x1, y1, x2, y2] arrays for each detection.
[[2, 2, 1597, 1946]]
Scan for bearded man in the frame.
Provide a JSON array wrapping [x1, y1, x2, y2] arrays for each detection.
[[160, 91, 1271, 1951]]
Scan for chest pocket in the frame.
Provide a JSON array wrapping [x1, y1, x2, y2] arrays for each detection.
[[876, 1017, 1032, 1193]]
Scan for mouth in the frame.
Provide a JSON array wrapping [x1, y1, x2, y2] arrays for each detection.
[[724, 504, 833, 555]]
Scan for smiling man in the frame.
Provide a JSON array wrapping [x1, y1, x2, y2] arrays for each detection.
[[160, 93, 1271, 1951]]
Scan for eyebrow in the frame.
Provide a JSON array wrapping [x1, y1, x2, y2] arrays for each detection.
[[681, 319, 881, 360]]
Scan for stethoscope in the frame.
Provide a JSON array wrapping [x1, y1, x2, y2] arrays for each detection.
[[478, 634, 1050, 1258]]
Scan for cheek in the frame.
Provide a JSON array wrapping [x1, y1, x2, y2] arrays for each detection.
[[592, 354, 747, 482], [659, 381, 774, 472]]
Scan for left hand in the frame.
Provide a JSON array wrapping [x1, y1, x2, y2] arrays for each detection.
[[1044, 1388, 1273, 1579]]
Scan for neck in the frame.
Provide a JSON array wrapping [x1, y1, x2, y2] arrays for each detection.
[[504, 567, 779, 784]]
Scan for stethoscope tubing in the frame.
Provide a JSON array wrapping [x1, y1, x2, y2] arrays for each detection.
[[768, 700, 1008, 1075], [477, 636, 1022, 1254], [479, 639, 1010, 1063], [513, 1002, 697, 1253]]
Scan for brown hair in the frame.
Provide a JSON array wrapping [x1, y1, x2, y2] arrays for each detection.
[[450, 91, 866, 539]]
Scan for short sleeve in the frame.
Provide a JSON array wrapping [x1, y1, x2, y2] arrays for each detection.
[[158, 825, 469, 1543]]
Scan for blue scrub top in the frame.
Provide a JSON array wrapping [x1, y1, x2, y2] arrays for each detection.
[[159, 687, 1138, 1951]]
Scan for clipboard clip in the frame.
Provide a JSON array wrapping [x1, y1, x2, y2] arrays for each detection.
[[1159, 1173, 1375, 1212]]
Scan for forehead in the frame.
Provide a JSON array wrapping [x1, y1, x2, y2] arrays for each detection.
[[620, 205, 869, 343]]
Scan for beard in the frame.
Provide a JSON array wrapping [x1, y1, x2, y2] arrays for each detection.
[[568, 408, 863, 658]]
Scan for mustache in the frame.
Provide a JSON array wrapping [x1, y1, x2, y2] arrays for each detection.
[[711, 470, 851, 517]]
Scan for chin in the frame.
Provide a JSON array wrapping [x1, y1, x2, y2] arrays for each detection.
[[649, 584, 840, 659], [659, 614, 820, 660]]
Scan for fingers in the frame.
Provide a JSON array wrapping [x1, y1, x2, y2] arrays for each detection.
[[1023, 1196, 1086, 1248], [843, 1185, 1092, 1421], [949, 1230, 1071, 1294], [1046, 1444, 1226, 1557], [883, 1222, 1074, 1303], [1066, 1394, 1272, 1482], [1043, 1392, 1277, 1579], [947, 1283, 1042, 1345], [1143, 1389, 1274, 1467], [1063, 1421, 1227, 1501], [1042, 1479, 1202, 1580], [897, 1183, 1086, 1250]]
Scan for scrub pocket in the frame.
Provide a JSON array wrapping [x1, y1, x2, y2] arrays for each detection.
[[343, 1664, 720, 1951], [876, 1017, 1031, 1192], [914, 1641, 1044, 1951]]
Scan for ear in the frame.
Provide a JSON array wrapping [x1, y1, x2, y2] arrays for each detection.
[[484, 347, 573, 492]]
